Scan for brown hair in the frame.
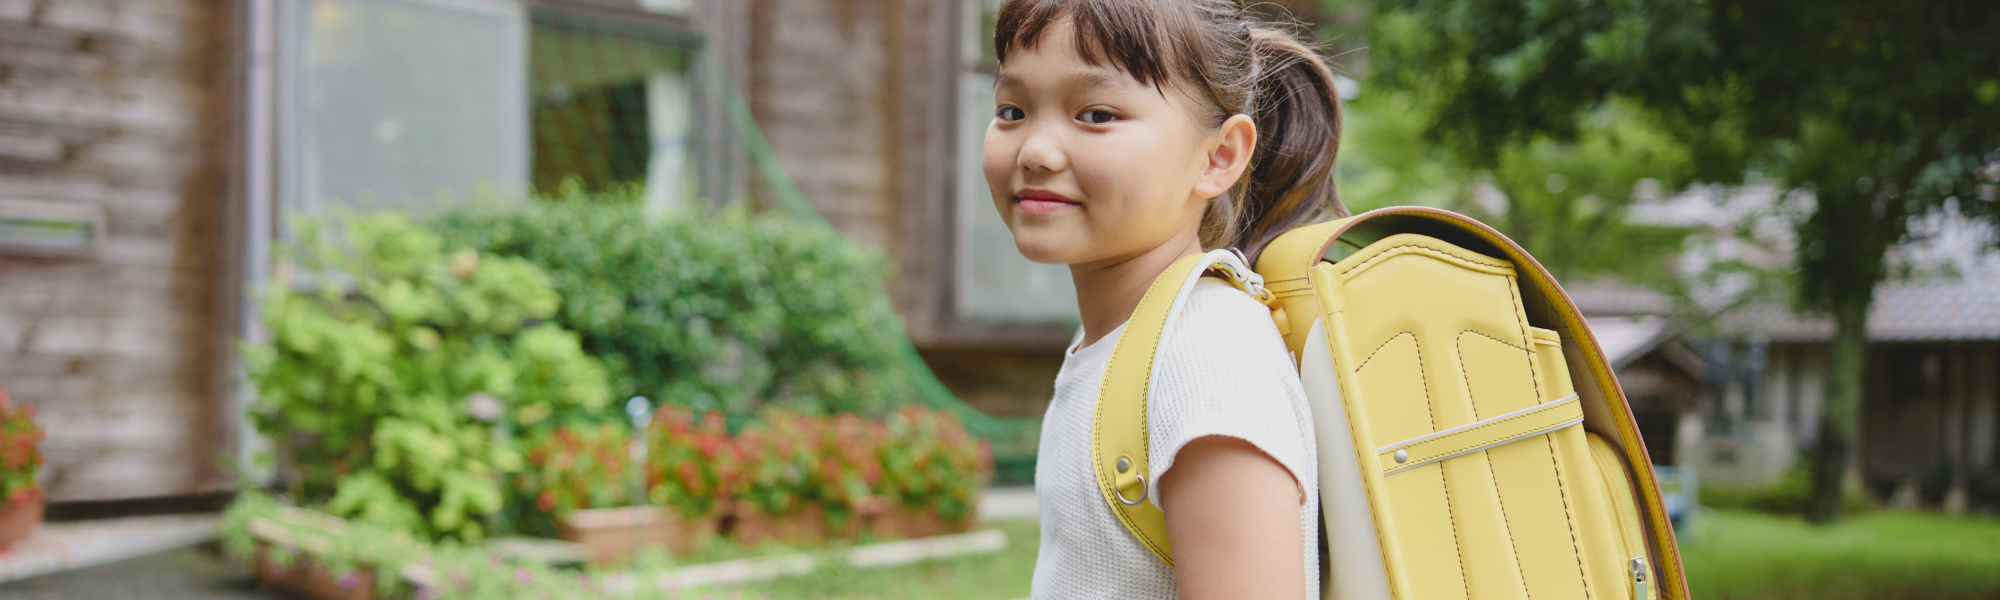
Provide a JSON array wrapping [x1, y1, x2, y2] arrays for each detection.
[[994, 0, 1348, 263]]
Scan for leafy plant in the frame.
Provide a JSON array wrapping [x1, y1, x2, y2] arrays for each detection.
[[244, 211, 612, 540], [732, 410, 833, 519], [878, 406, 990, 521], [430, 200, 919, 422], [644, 406, 736, 519], [519, 424, 636, 517], [0, 387, 44, 506]]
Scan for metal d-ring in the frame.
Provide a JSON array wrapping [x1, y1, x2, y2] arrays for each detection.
[[1116, 474, 1149, 506]]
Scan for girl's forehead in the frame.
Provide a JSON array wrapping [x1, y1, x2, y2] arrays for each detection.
[[997, 20, 1150, 92]]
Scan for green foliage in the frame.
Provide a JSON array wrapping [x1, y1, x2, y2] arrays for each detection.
[[0, 388, 43, 505], [1682, 510, 2000, 599], [244, 211, 612, 541], [1698, 460, 1873, 517], [1339, 94, 1696, 284], [430, 199, 918, 422], [515, 406, 734, 521], [878, 406, 990, 522], [1358, 0, 2000, 523]]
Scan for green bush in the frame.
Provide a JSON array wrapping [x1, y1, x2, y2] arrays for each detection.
[[1683, 510, 2000, 599], [1699, 459, 1875, 517], [244, 211, 612, 541], [430, 200, 917, 421]]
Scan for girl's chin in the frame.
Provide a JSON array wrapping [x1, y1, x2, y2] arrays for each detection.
[[1009, 234, 1089, 266]]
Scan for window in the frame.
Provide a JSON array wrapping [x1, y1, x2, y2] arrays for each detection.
[[279, 0, 702, 217], [953, 0, 1078, 325], [281, 0, 530, 215]]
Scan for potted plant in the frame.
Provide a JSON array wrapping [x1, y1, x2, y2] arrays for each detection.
[[728, 410, 849, 546], [0, 386, 44, 549], [872, 406, 991, 539], [520, 423, 718, 563], [638, 406, 731, 549]]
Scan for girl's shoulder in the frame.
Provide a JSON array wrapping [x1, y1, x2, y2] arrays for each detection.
[[1159, 277, 1294, 373]]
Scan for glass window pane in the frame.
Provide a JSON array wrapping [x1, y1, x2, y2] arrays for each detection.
[[528, 13, 697, 207], [286, 0, 529, 215]]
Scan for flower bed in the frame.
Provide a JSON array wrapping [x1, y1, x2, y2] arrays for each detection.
[[518, 406, 992, 553], [0, 386, 44, 550]]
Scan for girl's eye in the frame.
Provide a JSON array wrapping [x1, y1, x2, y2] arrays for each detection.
[[1079, 108, 1117, 125], [996, 106, 1025, 121]]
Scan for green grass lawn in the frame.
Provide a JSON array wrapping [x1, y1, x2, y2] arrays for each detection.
[[1682, 510, 2000, 600], [718, 510, 2000, 599], [733, 519, 1040, 600]]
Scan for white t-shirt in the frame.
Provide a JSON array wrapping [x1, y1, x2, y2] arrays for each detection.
[[1030, 278, 1321, 599]]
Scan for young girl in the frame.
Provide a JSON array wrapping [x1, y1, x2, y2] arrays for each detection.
[[982, 1, 1346, 598]]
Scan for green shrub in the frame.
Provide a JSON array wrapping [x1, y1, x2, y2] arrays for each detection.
[[244, 211, 612, 541], [430, 200, 917, 421], [1700, 459, 1875, 517], [1683, 510, 2000, 599]]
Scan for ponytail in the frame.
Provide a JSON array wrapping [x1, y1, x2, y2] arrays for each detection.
[[1206, 26, 1347, 264]]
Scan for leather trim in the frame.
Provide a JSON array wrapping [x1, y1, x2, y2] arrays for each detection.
[[1376, 395, 1584, 476]]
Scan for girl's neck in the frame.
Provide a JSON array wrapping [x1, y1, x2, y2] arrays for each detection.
[[1069, 231, 1206, 350]]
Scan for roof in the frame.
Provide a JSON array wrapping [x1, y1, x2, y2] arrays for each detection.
[[1585, 314, 1672, 366], [1719, 266, 2000, 343]]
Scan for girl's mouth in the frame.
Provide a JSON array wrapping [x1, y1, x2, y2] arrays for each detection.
[[1016, 189, 1081, 215]]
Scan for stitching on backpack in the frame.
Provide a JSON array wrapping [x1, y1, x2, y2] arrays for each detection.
[[1485, 451, 1533, 598], [1438, 465, 1473, 600], [1548, 435, 1593, 600], [1355, 332, 1415, 372], [1459, 337, 1534, 598], [1338, 243, 1511, 277], [1459, 329, 1528, 351], [1505, 277, 1547, 405]]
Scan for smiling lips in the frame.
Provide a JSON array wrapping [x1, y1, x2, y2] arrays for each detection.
[[1015, 189, 1081, 215]]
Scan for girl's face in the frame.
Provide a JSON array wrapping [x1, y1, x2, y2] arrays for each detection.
[[984, 22, 1241, 266]]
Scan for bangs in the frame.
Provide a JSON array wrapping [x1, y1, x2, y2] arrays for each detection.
[[993, 0, 1188, 90]]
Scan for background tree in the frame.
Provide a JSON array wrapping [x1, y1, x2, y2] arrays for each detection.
[[1357, 0, 2000, 523]]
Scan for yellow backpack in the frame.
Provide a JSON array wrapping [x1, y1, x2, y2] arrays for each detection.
[[1092, 207, 1686, 600]]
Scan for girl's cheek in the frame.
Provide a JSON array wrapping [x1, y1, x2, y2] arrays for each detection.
[[981, 128, 1016, 202]]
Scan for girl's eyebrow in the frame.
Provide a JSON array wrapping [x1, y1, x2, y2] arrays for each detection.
[[994, 70, 1132, 93]]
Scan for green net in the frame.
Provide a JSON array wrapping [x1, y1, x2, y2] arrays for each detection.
[[715, 57, 1042, 480], [520, 9, 1038, 482]]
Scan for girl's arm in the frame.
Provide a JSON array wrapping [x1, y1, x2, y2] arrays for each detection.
[[1160, 435, 1308, 599]]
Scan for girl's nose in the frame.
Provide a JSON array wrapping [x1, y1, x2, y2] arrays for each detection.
[[1015, 125, 1068, 174]]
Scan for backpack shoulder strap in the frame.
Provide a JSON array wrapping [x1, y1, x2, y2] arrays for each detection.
[[1092, 249, 1266, 568]]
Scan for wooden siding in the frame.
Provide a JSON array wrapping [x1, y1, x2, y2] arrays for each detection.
[[0, 0, 232, 501]]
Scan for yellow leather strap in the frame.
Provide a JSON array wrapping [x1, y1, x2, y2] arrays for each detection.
[[1374, 394, 1583, 476], [1093, 250, 1267, 569], [1092, 254, 1201, 568]]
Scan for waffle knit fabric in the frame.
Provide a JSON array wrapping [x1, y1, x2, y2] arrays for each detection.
[[1030, 278, 1321, 599]]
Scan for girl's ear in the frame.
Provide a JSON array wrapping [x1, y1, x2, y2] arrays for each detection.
[[1193, 113, 1257, 200]]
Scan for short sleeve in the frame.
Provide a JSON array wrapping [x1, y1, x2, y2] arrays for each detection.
[[1144, 279, 1316, 510]]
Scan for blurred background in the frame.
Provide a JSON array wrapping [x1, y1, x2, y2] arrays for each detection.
[[0, 0, 1995, 598]]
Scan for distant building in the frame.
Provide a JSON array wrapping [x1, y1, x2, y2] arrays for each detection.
[[1574, 186, 2000, 513]]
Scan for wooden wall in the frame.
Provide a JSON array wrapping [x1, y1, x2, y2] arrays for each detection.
[[0, 0, 232, 501]]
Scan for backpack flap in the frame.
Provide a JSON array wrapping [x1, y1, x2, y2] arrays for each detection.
[[1256, 207, 1686, 600]]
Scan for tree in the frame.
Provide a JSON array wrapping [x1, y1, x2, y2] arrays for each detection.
[[1340, 94, 1696, 284], [1361, 0, 2000, 523]]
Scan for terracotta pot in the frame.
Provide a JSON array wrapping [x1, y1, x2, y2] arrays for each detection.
[[558, 506, 719, 564], [868, 505, 973, 540], [0, 497, 43, 550], [727, 500, 868, 546], [252, 542, 377, 600]]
